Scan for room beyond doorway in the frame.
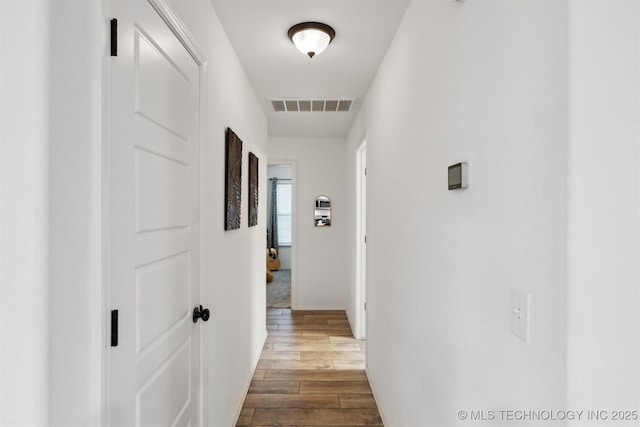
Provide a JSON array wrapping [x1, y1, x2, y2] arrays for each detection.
[[267, 163, 294, 308], [266, 269, 291, 308]]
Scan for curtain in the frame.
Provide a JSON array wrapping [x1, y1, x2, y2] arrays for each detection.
[[267, 178, 279, 249]]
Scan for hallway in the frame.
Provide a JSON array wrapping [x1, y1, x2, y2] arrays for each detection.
[[236, 310, 383, 426], [4, 1, 639, 425]]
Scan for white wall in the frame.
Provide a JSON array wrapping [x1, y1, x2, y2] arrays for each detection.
[[348, 1, 570, 425], [48, 1, 104, 424], [0, 1, 51, 424], [566, 0, 640, 415], [269, 137, 347, 310], [168, 1, 268, 425]]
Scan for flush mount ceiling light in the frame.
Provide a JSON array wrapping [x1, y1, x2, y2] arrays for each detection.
[[288, 22, 335, 58]]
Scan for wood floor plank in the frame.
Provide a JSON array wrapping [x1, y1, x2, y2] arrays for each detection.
[[264, 370, 368, 382], [257, 359, 333, 370], [236, 407, 254, 426], [251, 408, 382, 426], [329, 336, 362, 344], [243, 393, 340, 409], [333, 360, 366, 370], [249, 380, 300, 394], [238, 310, 382, 427], [300, 351, 365, 361], [265, 330, 303, 337], [301, 330, 355, 338], [266, 336, 330, 344], [267, 317, 332, 325], [278, 324, 352, 331], [326, 320, 351, 326], [339, 394, 378, 409], [259, 351, 301, 360], [272, 343, 361, 352], [299, 381, 372, 394], [303, 315, 348, 321]]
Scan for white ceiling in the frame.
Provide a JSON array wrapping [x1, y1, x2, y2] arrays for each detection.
[[210, 0, 410, 137]]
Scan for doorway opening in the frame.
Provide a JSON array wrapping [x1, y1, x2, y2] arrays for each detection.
[[267, 163, 295, 309]]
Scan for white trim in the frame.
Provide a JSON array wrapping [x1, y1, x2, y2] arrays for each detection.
[[345, 308, 358, 338], [267, 160, 297, 309], [231, 330, 268, 426], [366, 367, 388, 427], [146, 0, 205, 65], [102, 2, 114, 426], [197, 63, 209, 427], [294, 306, 346, 311], [354, 139, 367, 340]]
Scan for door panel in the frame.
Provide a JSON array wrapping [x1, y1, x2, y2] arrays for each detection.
[[135, 252, 190, 353], [135, 149, 190, 233], [136, 340, 191, 427], [134, 28, 190, 140], [109, 1, 201, 425]]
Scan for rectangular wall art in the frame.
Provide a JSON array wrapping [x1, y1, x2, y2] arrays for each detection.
[[225, 127, 243, 230], [248, 152, 259, 227]]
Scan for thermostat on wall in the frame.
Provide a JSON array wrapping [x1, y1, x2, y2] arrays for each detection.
[[448, 162, 468, 190]]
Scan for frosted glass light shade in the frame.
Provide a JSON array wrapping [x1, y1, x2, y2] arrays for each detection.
[[288, 22, 335, 58]]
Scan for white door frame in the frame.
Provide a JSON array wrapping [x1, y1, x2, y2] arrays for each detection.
[[267, 160, 297, 309], [103, 0, 208, 424], [355, 140, 367, 339]]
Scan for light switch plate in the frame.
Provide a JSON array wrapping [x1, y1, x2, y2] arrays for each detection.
[[510, 288, 530, 342]]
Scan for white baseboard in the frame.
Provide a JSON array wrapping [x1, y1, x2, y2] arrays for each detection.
[[231, 328, 267, 426], [366, 367, 389, 427], [293, 305, 346, 311], [344, 309, 360, 339]]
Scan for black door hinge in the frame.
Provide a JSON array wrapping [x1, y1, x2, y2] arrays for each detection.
[[110, 19, 118, 57], [111, 309, 118, 346]]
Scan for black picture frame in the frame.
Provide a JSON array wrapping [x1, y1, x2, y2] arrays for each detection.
[[248, 152, 259, 227], [225, 127, 242, 230]]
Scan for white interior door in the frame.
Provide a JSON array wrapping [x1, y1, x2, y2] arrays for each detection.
[[108, 1, 202, 425]]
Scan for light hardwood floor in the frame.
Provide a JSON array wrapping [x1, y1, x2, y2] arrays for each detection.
[[236, 309, 383, 427]]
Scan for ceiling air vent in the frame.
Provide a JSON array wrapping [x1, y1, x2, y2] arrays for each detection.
[[268, 98, 354, 113]]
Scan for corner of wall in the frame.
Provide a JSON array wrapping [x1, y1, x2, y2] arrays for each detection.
[[565, 0, 640, 414], [0, 0, 52, 424]]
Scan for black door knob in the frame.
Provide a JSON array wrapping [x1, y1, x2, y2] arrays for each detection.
[[193, 305, 210, 323]]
